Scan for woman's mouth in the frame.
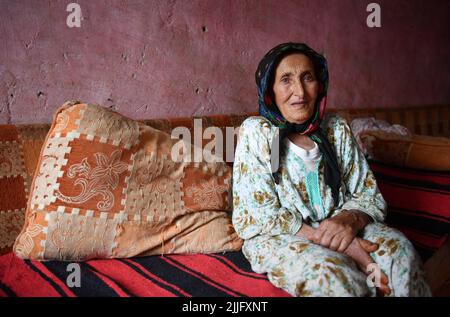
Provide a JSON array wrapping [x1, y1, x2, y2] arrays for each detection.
[[291, 101, 308, 109]]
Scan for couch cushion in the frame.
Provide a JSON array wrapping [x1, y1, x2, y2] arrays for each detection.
[[361, 131, 450, 171], [331, 105, 450, 137], [13, 101, 242, 261]]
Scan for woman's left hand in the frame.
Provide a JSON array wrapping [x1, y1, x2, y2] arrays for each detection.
[[311, 209, 372, 253]]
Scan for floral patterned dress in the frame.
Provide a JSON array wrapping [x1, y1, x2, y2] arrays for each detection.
[[232, 114, 431, 297]]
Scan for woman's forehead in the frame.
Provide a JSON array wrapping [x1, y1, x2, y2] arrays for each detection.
[[275, 53, 315, 75]]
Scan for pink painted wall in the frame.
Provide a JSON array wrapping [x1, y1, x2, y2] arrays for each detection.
[[1, 0, 449, 124]]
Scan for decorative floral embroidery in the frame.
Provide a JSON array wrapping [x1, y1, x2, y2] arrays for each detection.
[[135, 154, 173, 193], [186, 177, 228, 210], [37, 154, 59, 177], [14, 212, 43, 258], [48, 214, 113, 261], [50, 217, 76, 258], [136, 158, 163, 185], [54, 112, 69, 132], [55, 149, 128, 211]]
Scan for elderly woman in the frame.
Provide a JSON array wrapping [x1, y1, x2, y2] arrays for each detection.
[[232, 42, 431, 297]]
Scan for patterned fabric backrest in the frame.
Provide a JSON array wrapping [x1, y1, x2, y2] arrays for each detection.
[[141, 104, 450, 137], [0, 105, 448, 254], [332, 105, 450, 137], [0, 124, 50, 254]]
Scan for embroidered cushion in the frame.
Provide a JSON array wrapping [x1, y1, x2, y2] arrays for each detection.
[[13, 101, 242, 261]]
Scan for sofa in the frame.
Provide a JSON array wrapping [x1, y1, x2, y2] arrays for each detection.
[[0, 104, 449, 297]]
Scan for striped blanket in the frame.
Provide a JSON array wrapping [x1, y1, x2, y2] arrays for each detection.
[[0, 251, 290, 297], [370, 161, 450, 260]]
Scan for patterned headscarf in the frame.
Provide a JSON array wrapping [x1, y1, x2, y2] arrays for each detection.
[[255, 42, 341, 206]]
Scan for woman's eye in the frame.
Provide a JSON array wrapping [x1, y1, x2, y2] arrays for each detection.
[[303, 74, 315, 82], [281, 77, 290, 84]]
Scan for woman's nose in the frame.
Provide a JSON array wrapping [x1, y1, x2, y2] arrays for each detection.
[[292, 80, 305, 98]]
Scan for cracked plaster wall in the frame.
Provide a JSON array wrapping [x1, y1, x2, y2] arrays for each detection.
[[0, 0, 449, 124]]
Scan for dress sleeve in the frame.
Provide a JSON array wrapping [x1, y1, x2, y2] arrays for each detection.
[[232, 117, 303, 240], [332, 116, 387, 222]]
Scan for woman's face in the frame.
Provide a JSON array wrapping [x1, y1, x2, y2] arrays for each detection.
[[272, 53, 319, 124]]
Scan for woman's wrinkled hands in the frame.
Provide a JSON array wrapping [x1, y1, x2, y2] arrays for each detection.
[[297, 222, 391, 296], [311, 209, 372, 253]]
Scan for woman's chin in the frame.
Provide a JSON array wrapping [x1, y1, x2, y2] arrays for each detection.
[[287, 113, 312, 125]]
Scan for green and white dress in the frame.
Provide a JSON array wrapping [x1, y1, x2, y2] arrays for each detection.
[[232, 114, 431, 297]]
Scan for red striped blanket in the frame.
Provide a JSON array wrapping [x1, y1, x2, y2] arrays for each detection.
[[370, 161, 450, 260], [0, 251, 290, 297]]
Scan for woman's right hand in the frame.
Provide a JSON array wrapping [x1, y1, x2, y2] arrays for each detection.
[[297, 224, 391, 296], [344, 237, 391, 296]]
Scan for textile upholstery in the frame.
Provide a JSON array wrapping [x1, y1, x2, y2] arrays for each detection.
[[333, 105, 450, 137], [360, 132, 450, 171], [12, 102, 242, 261], [0, 251, 290, 297]]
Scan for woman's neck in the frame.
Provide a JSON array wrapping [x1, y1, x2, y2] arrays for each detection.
[[287, 133, 315, 150]]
